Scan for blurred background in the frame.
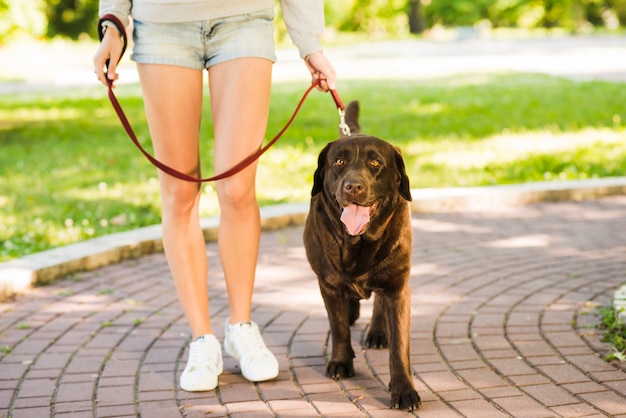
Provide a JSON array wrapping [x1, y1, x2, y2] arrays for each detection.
[[0, 0, 624, 44]]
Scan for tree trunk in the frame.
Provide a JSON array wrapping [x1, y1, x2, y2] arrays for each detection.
[[408, 0, 425, 34]]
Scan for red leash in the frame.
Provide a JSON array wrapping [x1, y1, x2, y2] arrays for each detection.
[[98, 14, 347, 183]]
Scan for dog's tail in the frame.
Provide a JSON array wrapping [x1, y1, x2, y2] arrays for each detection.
[[342, 101, 361, 137]]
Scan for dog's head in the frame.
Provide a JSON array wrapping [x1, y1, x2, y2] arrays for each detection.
[[311, 101, 411, 236]]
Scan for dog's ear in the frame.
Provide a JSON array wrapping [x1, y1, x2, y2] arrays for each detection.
[[342, 101, 361, 136], [311, 142, 333, 196], [393, 147, 412, 202]]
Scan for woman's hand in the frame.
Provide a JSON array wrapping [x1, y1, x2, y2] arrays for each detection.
[[93, 26, 124, 87], [304, 50, 336, 92]]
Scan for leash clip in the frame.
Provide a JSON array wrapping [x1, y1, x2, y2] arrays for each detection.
[[330, 88, 350, 136], [338, 108, 351, 136]]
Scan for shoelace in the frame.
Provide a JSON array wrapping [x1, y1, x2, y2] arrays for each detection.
[[188, 337, 216, 371], [232, 323, 269, 361]]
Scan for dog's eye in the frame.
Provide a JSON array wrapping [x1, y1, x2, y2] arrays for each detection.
[[370, 159, 381, 168], [334, 158, 345, 167]]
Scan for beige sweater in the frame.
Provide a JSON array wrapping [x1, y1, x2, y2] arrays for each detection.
[[99, 0, 323, 58]]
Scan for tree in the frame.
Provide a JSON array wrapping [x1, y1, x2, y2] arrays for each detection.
[[408, 0, 426, 33], [45, 0, 98, 39], [340, 0, 411, 35], [0, 0, 47, 43]]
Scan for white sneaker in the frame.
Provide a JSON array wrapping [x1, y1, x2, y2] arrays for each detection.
[[223, 319, 279, 382], [180, 334, 223, 392]]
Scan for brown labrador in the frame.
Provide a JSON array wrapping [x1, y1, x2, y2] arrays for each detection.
[[303, 101, 420, 410]]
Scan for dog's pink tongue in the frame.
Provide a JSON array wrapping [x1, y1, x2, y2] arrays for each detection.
[[341, 204, 370, 236]]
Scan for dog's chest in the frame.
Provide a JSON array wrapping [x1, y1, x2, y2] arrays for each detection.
[[330, 241, 391, 298], [327, 269, 373, 300]]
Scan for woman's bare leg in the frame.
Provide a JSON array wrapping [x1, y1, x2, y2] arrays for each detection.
[[137, 64, 212, 339], [208, 58, 272, 324]]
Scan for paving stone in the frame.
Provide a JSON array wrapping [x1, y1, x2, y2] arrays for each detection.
[[11, 407, 59, 417], [521, 384, 580, 407], [491, 395, 554, 417], [550, 402, 605, 417], [449, 398, 509, 418], [577, 391, 626, 416]]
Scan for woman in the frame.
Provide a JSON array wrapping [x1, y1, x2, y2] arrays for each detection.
[[93, 0, 336, 391]]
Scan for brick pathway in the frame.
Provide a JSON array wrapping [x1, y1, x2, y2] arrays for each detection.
[[1, 196, 626, 417]]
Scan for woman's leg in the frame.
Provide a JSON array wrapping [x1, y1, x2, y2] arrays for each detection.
[[208, 57, 272, 324], [208, 57, 278, 382], [137, 63, 212, 339]]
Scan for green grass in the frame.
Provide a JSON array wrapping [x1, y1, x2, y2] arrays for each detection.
[[598, 305, 626, 362], [1, 73, 625, 261]]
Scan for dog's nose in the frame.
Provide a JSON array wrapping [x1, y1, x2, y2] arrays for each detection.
[[343, 179, 365, 196]]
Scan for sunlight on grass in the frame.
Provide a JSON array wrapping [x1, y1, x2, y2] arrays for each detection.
[[257, 146, 319, 204], [404, 129, 626, 186], [0, 107, 84, 123], [407, 128, 623, 169]]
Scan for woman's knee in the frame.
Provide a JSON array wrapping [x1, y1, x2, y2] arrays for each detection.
[[160, 180, 201, 217], [216, 176, 256, 211]]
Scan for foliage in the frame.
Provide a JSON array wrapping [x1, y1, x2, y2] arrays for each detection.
[[424, 0, 626, 31], [598, 305, 626, 362], [1, 74, 625, 260], [0, 0, 47, 43], [338, 0, 410, 35], [45, 0, 99, 39], [423, 0, 494, 27], [0, 0, 624, 42]]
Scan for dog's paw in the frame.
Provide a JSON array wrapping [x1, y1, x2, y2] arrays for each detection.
[[365, 331, 388, 349], [390, 389, 421, 411], [326, 361, 355, 380]]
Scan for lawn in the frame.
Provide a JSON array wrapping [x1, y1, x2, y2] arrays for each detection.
[[1, 73, 625, 260]]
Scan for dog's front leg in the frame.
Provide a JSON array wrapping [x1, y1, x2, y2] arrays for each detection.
[[366, 292, 388, 348], [319, 281, 355, 379], [385, 285, 421, 410]]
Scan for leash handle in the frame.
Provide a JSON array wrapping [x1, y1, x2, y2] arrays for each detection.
[[97, 14, 128, 83]]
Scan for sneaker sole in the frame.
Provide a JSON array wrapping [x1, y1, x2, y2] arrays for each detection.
[[180, 373, 219, 392]]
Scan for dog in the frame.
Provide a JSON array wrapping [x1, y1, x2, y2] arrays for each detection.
[[303, 101, 420, 410]]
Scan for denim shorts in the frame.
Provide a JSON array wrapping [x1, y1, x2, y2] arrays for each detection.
[[131, 9, 276, 70]]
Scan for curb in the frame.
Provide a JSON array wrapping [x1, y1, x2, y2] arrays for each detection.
[[1, 177, 626, 301]]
